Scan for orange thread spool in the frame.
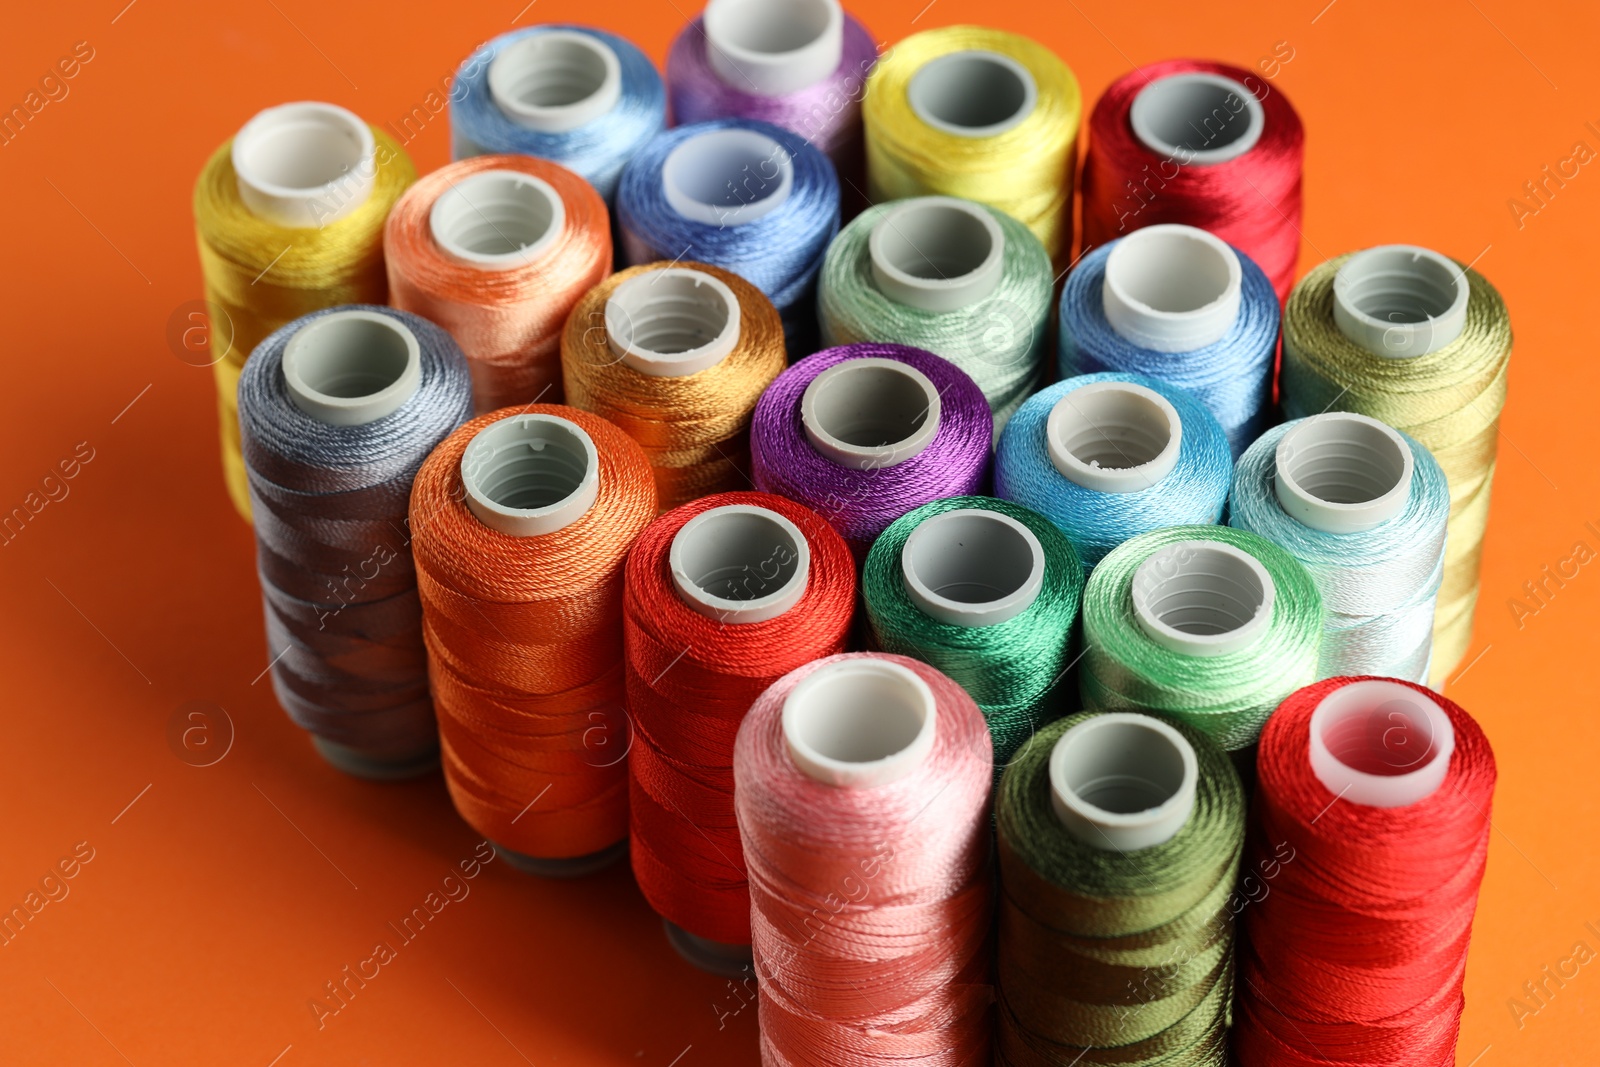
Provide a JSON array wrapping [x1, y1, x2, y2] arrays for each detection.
[[561, 262, 786, 510], [410, 404, 656, 872], [385, 155, 612, 414]]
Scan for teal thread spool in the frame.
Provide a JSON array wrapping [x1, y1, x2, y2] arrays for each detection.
[[818, 196, 1054, 431], [1080, 525, 1321, 752], [864, 496, 1084, 771]]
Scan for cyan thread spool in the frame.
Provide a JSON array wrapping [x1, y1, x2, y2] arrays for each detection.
[[1230, 413, 1449, 682], [820, 196, 1054, 432], [995, 373, 1232, 569], [1060, 224, 1279, 457]]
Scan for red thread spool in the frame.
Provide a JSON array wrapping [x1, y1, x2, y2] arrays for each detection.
[[1081, 60, 1304, 300], [1235, 676, 1496, 1066], [625, 491, 855, 972]]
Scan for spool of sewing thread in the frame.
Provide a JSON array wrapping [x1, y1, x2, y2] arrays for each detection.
[[819, 196, 1054, 431], [734, 653, 994, 1067], [1282, 246, 1512, 682], [1235, 677, 1496, 1065], [863, 496, 1083, 770], [995, 373, 1231, 569], [617, 118, 840, 348], [450, 25, 666, 203], [195, 101, 416, 520], [996, 712, 1245, 1066], [626, 492, 855, 974], [1081, 59, 1304, 300], [1081, 525, 1322, 753], [240, 306, 473, 777], [750, 343, 992, 558], [863, 26, 1081, 264], [560, 262, 786, 510], [1230, 414, 1450, 683], [384, 155, 611, 414], [1059, 225, 1279, 457], [667, 0, 877, 195], [410, 405, 656, 874]]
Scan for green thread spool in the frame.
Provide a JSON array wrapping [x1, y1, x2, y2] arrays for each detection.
[[996, 711, 1245, 1066], [1280, 246, 1512, 682], [1080, 525, 1321, 752], [818, 196, 1054, 431], [864, 496, 1085, 769]]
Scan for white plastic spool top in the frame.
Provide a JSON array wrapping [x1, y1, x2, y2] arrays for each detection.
[[782, 658, 938, 788], [1129, 72, 1265, 165], [1049, 713, 1199, 851], [1333, 245, 1470, 359], [1308, 678, 1455, 808], [908, 50, 1039, 139], [1131, 540, 1275, 658], [1046, 381, 1183, 494], [489, 29, 622, 133], [461, 414, 599, 537], [869, 197, 1005, 313], [662, 127, 794, 227], [801, 358, 942, 469], [901, 508, 1044, 627], [604, 268, 743, 377], [702, 0, 845, 96], [281, 310, 421, 426], [428, 169, 565, 270], [1275, 413, 1415, 535], [670, 504, 811, 624], [232, 102, 376, 229], [1103, 225, 1242, 353]]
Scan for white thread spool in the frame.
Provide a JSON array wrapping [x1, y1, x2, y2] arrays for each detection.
[[801, 358, 942, 468], [1307, 678, 1455, 808], [783, 658, 938, 788], [281, 310, 422, 427], [427, 169, 565, 270], [232, 101, 376, 229], [1131, 540, 1275, 658], [1102, 224, 1242, 352], [868, 197, 1005, 313], [702, 0, 844, 95], [604, 268, 743, 377], [1049, 712, 1199, 851], [1274, 413, 1414, 535], [1332, 245, 1470, 359], [1046, 381, 1183, 494], [662, 127, 795, 226], [907, 50, 1038, 138], [900, 508, 1044, 627], [489, 30, 623, 133], [1129, 72, 1265, 165]]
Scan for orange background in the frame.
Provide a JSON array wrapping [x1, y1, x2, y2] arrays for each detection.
[[1, 0, 1596, 1063]]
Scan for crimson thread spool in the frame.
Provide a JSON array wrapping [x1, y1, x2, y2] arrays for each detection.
[[385, 154, 612, 414], [1235, 677, 1496, 1066], [1081, 60, 1304, 300], [734, 653, 995, 1067], [411, 405, 656, 874], [625, 491, 854, 974]]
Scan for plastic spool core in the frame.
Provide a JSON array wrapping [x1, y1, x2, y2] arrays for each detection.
[[1129, 72, 1266, 164], [782, 658, 938, 788], [604, 269, 743, 377], [1049, 713, 1199, 851], [869, 197, 1006, 313], [488, 30, 623, 133], [428, 169, 565, 270], [281, 310, 422, 426], [460, 414, 600, 537], [1308, 678, 1455, 808], [900, 508, 1045, 627], [670, 505, 811, 624], [702, 0, 845, 95], [1102, 225, 1243, 352], [801, 358, 942, 468], [907, 50, 1039, 138], [1333, 245, 1470, 359], [1046, 381, 1183, 494], [661, 128, 795, 226], [1131, 540, 1275, 658], [231, 102, 376, 228], [1275, 413, 1415, 534]]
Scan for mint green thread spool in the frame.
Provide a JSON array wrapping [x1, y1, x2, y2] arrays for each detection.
[[1080, 525, 1321, 752], [818, 196, 1054, 432], [864, 496, 1085, 772]]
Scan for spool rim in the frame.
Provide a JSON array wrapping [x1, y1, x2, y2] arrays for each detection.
[[782, 658, 938, 788], [1274, 413, 1415, 534], [460, 413, 600, 537], [669, 504, 811, 623], [1130, 539, 1275, 658], [702, 0, 846, 96], [868, 197, 1006, 313], [1045, 381, 1183, 494], [488, 30, 623, 133], [661, 127, 795, 227], [907, 49, 1039, 139], [1332, 245, 1470, 359], [1048, 713, 1199, 851], [280, 309, 422, 427], [604, 268, 743, 378], [1102, 225, 1243, 353], [1129, 72, 1265, 165], [427, 168, 567, 270], [231, 101, 376, 228], [800, 357, 943, 469], [1308, 679, 1455, 808], [900, 508, 1045, 627]]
